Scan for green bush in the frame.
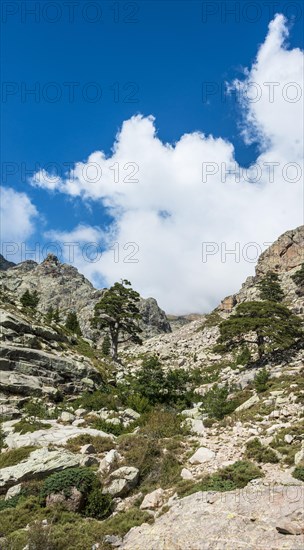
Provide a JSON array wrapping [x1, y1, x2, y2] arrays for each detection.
[[0, 495, 22, 511], [254, 368, 270, 393], [292, 466, 304, 481], [0, 446, 37, 469], [84, 488, 113, 519], [65, 311, 82, 336], [201, 384, 236, 420], [245, 438, 279, 463], [178, 460, 263, 497], [126, 356, 193, 408], [40, 468, 96, 500], [74, 390, 119, 412]]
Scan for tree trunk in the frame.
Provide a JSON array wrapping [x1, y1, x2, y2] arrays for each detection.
[[257, 332, 264, 358], [110, 326, 119, 361]]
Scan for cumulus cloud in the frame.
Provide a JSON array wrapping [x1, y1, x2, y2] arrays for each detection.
[[30, 15, 303, 313], [0, 187, 38, 255]]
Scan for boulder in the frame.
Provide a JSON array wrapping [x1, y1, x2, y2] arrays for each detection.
[[103, 466, 139, 497], [5, 483, 22, 500], [189, 447, 215, 465], [121, 485, 304, 550], [60, 411, 75, 423], [235, 394, 260, 412], [80, 443, 96, 455], [140, 488, 165, 510], [0, 449, 82, 492], [5, 424, 114, 449], [99, 449, 121, 474], [46, 486, 84, 512]]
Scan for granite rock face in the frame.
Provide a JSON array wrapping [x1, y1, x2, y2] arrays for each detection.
[[122, 486, 304, 550], [0, 253, 171, 341]]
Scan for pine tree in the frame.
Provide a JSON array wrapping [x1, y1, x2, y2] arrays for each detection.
[[218, 301, 302, 358], [92, 280, 142, 361], [53, 307, 60, 323], [20, 289, 39, 310], [258, 272, 284, 302], [46, 306, 54, 323], [65, 311, 82, 336]]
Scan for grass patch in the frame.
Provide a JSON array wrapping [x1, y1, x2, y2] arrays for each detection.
[[13, 419, 51, 434], [65, 434, 115, 454], [245, 438, 279, 463], [0, 446, 37, 468], [177, 460, 263, 497]]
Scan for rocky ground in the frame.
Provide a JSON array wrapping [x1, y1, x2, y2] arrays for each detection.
[[0, 225, 303, 549]]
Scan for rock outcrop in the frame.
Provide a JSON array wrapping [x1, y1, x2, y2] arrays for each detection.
[[122, 486, 304, 549], [0, 253, 171, 341]]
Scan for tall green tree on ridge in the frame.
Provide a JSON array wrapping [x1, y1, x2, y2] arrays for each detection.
[[218, 300, 302, 359], [258, 271, 284, 302], [92, 279, 142, 361]]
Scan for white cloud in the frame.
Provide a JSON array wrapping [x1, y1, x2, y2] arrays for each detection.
[[0, 186, 38, 249], [29, 15, 303, 314]]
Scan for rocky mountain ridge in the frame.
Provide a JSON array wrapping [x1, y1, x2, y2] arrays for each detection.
[[0, 253, 171, 342], [0, 225, 303, 549]]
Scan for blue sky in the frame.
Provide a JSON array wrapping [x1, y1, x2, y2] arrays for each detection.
[[1, 1, 303, 312]]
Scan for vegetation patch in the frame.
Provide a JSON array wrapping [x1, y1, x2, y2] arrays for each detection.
[[65, 434, 114, 454], [292, 466, 304, 482], [13, 419, 51, 434], [245, 438, 279, 463], [177, 460, 263, 497], [0, 446, 37, 469]]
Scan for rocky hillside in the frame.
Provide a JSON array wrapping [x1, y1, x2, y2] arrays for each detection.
[[0, 253, 171, 341], [0, 225, 303, 550]]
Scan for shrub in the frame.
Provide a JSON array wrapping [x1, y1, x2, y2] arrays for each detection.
[[201, 384, 236, 420], [245, 438, 279, 463], [75, 390, 119, 412], [40, 468, 96, 500], [292, 466, 304, 482], [65, 311, 82, 336], [140, 409, 183, 439], [254, 368, 270, 393], [0, 446, 37, 469], [178, 460, 263, 497], [84, 488, 113, 519], [124, 393, 150, 414], [0, 495, 22, 511], [127, 356, 193, 408]]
